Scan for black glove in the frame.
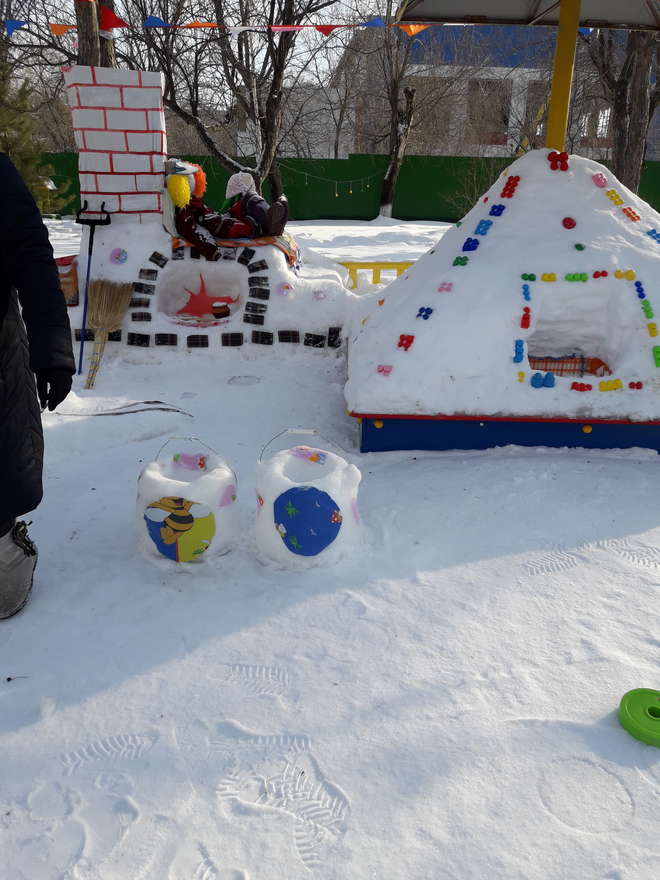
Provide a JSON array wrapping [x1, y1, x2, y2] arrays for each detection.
[[35, 368, 73, 412]]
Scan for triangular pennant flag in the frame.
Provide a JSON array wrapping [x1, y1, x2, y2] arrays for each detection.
[[315, 25, 341, 36], [4, 19, 27, 37], [143, 16, 170, 27], [182, 21, 218, 29], [398, 24, 430, 36], [224, 26, 259, 34], [98, 5, 129, 30], [362, 16, 386, 27], [49, 23, 77, 36]]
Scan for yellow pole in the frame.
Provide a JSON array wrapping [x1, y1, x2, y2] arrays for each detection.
[[545, 0, 582, 151]]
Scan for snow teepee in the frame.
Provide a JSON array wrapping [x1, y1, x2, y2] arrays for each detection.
[[346, 150, 660, 452]]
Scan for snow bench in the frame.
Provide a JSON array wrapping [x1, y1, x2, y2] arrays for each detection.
[[337, 261, 415, 289]]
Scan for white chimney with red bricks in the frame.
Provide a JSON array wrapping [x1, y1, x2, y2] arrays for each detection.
[[63, 65, 167, 223]]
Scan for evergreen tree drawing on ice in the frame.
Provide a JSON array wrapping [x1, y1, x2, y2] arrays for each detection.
[[213, 721, 350, 869]]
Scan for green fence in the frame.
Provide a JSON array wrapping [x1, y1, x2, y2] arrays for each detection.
[[43, 152, 660, 222]]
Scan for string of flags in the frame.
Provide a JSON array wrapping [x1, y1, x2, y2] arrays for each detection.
[[1, 8, 433, 39]]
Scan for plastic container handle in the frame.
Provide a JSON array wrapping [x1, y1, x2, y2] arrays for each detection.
[[152, 436, 238, 490], [259, 428, 319, 462]]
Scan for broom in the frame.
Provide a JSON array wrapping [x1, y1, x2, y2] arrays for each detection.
[[84, 279, 134, 390]]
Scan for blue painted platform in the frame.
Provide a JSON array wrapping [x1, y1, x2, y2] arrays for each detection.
[[354, 414, 660, 453]]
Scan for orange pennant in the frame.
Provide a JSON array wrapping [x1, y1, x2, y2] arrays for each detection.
[[397, 24, 430, 36], [49, 23, 78, 36]]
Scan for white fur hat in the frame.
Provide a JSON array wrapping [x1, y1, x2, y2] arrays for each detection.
[[225, 171, 256, 198]]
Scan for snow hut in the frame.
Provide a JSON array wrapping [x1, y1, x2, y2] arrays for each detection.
[[346, 150, 660, 452], [62, 65, 352, 360]]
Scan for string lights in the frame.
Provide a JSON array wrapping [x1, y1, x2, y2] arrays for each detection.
[[278, 161, 383, 197]]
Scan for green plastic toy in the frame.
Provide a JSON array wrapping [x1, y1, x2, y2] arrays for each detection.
[[618, 689, 660, 747]]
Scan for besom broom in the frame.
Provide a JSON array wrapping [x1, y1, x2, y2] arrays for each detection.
[[84, 279, 134, 389]]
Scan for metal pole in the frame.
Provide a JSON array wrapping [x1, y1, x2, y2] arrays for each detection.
[[544, 0, 582, 150]]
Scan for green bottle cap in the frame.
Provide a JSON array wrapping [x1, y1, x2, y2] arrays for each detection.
[[618, 689, 660, 747]]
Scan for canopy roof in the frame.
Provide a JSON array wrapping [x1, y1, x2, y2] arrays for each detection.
[[397, 0, 660, 30]]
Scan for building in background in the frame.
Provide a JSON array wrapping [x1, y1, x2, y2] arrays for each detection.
[[291, 24, 657, 163]]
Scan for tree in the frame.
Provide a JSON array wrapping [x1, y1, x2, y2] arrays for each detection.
[[75, 0, 101, 66], [303, 22, 366, 159], [116, 0, 340, 194], [335, 4, 479, 216], [582, 29, 658, 193], [0, 63, 44, 189], [0, 60, 68, 210]]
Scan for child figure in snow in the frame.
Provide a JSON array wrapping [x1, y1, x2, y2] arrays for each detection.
[[165, 161, 288, 261]]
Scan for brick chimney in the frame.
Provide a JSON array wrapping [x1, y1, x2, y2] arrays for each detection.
[[63, 65, 167, 222]]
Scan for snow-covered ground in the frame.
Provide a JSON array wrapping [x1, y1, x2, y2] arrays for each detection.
[[2, 220, 660, 880]]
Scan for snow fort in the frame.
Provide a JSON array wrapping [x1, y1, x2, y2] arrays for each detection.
[[60, 65, 353, 362], [346, 149, 660, 453]]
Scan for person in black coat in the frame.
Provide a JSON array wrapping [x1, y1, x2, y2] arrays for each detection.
[[0, 153, 75, 619]]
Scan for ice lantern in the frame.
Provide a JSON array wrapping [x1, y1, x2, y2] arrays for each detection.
[[137, 438, 238, 564], [255, 430, 362, 567]]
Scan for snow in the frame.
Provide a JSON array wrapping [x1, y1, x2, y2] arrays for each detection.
[[2, 217, 660, 879], [346, 150, 660, 420], [255, 446, 362, 567], [62, 216, 353, 352], [138, 441, 239, 564], [46, 217, 83, 259]]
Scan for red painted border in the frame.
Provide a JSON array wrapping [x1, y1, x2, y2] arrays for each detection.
[[74, 209, 161, 215], [81, 190, 163, 196], [80, 149, 165, 157], [349, 412, 660, 426]]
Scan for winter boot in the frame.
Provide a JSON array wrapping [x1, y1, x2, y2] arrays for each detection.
[[264, 196, 289, 236], [0, 522, 38, 619]]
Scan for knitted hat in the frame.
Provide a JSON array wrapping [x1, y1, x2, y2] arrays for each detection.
[[225, 171, 256, 199]]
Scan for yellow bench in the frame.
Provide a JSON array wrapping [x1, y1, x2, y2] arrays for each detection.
[[338, 260, 415, 289]]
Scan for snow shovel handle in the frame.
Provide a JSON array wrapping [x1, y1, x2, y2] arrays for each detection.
[[76, 201, 112, 375], [76, 200, 112, 227]]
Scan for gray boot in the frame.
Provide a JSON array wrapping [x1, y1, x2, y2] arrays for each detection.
[[0, 522, 38, 619]]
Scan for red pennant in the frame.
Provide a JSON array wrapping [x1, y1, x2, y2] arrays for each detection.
[[98, 5, 129, 30], [315, 25, 341, 36]]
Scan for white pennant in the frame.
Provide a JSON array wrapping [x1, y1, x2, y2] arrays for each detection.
[[225, 26, 265, 35]]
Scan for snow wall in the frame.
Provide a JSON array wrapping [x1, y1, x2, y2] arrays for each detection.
[[62, 65, 355, 358]]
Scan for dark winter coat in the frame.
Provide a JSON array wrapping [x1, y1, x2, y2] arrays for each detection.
[[174, 193, 273, 259], [0, 153, 75, 521]]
